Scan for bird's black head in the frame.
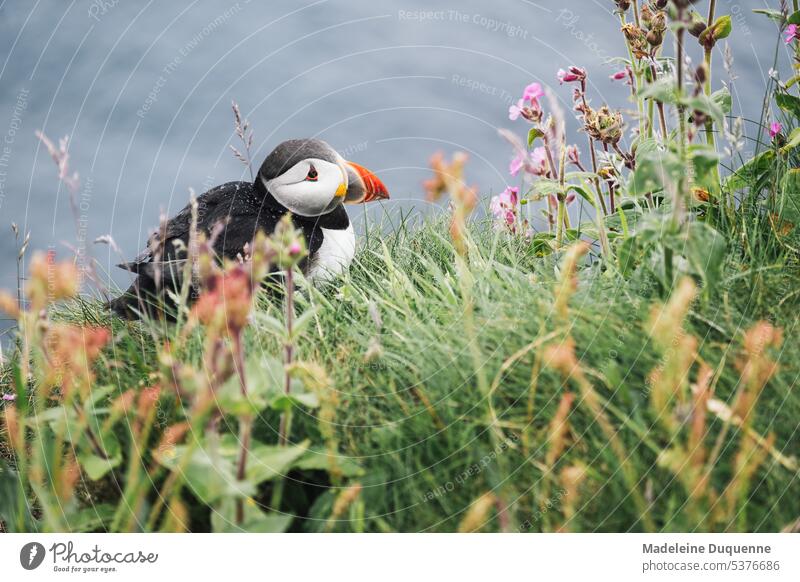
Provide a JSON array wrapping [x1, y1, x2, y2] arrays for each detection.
[[256, 138, 388, 217]]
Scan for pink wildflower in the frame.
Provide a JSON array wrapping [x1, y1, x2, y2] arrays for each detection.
[[522, 82, 545, 103], [490, 187, 519, 229], [557, 67, 587, 85], [509, 83, 545, 122], [785, 24, 798, 44], [529, 146, 549, 176], [509, 154, 525, 176], [566, 145, 581, 166], [769, 121, 782, 139]]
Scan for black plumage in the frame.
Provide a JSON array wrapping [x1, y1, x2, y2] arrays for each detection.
[[109, 138, 352, 319]]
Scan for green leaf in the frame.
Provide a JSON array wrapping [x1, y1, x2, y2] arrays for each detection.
[[629, 150, 682, 196], [567, 184, 596, 208], [294, 448, 365, 477], [725, 150, 775, 191], [527, 127, 545, 147], [779, 169, 800, 225], [0, 460, 36, 532], [564, 171, 598, 181], [211, 497, 292, 533], [67, 504, 116, 532], [752, 9, 785, 25], [269, 391, 320, 412], [527, 179, 563, 198], [673, 222, 727, 291], [780, 127, 800, 154], [776, 92, 800, 119], [216, 356, 284, 415], [638, 77, 677, 104], [711, 87, 732, 115], [789, 10, 800, 25], [78, 451, 122, 480], [245, 441, 310, 484], [683, 94, 724, 126], [158, 443, 254, 504], [689, 145, 722, 190]]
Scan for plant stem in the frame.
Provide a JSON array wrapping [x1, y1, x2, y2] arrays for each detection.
[[272, 266, 296, 512], [278, 267, 295, 447], [674, 7, 689, 230], [233, 332, 250, 525], [704, 0, 721, 191]]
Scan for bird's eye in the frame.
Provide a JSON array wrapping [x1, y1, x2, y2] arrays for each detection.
[[306, 165, 318, 181]]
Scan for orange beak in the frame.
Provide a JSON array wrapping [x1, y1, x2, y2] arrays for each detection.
[[346, 161, 389, 203]]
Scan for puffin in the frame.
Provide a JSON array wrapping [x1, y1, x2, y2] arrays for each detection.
[[109, 138, 388, 319]]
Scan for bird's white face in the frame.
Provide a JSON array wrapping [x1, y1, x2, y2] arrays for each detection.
[[263, 157, 347, 217]]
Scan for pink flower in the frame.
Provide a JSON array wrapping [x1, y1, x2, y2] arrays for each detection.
[[610, 66, 633, 86], [508, 99, 525, 121], [557, 67, 587, 85], [509, 147, 549, 178], [529, 146, 549, 176], [509, 153, 525, 176], [785, 24, 798, 44], [288, 242, 302, 256], [522, 82, 544, 104], [490, 187, 519, 229], [1, 393, 16, 401], [770, 121, 782, 139], [509, 83, 545, 122], [566, 145, 581, 166]]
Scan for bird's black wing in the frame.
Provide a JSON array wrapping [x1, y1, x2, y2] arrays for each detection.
[[117, 181, 256, 276]]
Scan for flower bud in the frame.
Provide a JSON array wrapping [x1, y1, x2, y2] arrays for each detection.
[[688, 11, 707, 37], [647, 30, 663, 47], [585, 105, 624, 145]]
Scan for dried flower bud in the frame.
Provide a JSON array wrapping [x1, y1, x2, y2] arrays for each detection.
[[585, 105, 624, 145], [2, 404, 21, 451], [621, 24, 650, 59], [614, 0, 631, 12], [58, 455, 80, 502], [646, 29, 663, 47], [192, 264, 254, 335], [0, 291, 20, 318], [641, 3, 654, 27], [27, 251, 79, 309], [688, 11, 707, 37], [650, 11, 667, 34]]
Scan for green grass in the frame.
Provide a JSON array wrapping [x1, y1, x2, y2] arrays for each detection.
[[57, 214, 800, 532]]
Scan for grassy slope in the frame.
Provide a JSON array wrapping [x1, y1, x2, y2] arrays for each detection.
[[57, 216, 800, 532]]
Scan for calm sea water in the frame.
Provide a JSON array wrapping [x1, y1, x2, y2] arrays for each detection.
[[0, 0, 787, 305]]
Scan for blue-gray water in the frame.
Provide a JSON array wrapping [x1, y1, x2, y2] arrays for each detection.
[[0, 0, 788, 304]]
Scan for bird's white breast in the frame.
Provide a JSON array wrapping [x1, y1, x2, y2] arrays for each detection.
[[308, 224, 355, 283]]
